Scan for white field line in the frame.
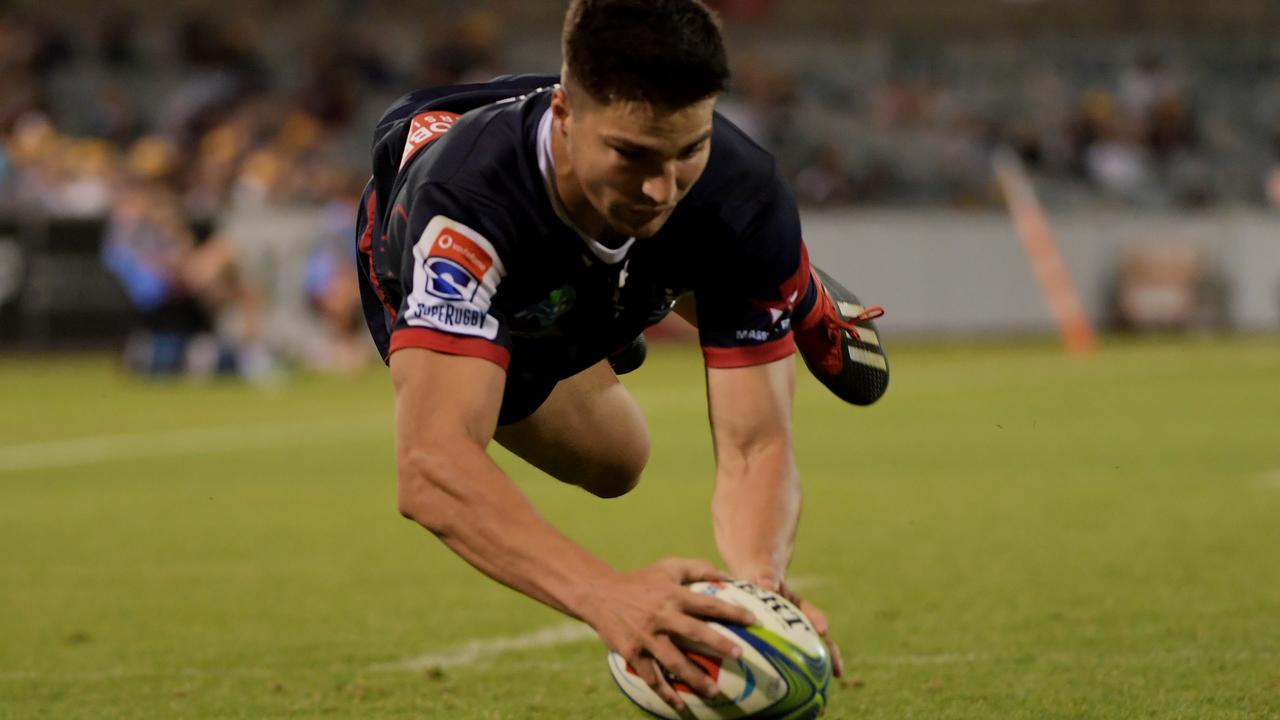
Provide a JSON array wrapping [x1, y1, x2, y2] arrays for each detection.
[[785, 575, 826, 592], [847, 653, 986, 666], [369, 576, 830, 674], [367, 622, 597, 673], [0, 415, 386, 474]]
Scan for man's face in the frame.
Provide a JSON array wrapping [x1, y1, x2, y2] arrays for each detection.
[[555, 88, 716, 238]]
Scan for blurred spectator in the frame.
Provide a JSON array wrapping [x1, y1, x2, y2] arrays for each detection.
[[706, 0, 778, 23], [49, 139, 118, 217], [302, 178, 375, 374], [717, 50, 797, 158], [162, 16, 266, 142], [102, 172, 235, 377], [1118, 51, 1181, 122], [98, 14, 140, 69], [793, 144, 857, 207], [6, 112, 61, 210], [418, 9, 505, 87]]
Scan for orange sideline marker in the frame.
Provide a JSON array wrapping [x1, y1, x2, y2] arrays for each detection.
[[993, 148, 1096, 357]]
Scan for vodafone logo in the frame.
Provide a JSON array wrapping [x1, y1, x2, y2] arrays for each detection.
[[399, 111, 461, 169], [430, 228, 492, 278]]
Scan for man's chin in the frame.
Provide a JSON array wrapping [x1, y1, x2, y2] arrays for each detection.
[[613, 211, 672, 239]]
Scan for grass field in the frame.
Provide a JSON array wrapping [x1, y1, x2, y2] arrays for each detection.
[[2, 337, 1279, 719]]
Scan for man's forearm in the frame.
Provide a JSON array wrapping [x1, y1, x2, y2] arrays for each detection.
[[711, 440, 800, 584], [398, 442, 615, 622]]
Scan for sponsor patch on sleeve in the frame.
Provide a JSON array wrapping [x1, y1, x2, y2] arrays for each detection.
[[405, 216, 506, 339], [399, 111, 461, 169]]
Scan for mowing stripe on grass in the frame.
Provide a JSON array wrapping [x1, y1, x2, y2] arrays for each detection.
[[0, 415, 386, 474], [0, 666, 277, 681], [6, 649, 1272, 683]]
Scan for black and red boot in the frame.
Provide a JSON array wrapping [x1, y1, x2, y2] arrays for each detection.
[[793, 266, 888, 406]]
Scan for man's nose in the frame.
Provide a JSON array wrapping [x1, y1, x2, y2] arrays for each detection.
[[641, 162, 678, 206]]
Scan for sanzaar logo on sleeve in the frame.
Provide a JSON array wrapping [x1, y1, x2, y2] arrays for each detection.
[[406, 215, 507, 340], [424, 255, 479, 301]]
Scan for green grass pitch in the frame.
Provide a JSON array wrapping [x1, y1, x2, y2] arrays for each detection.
[[2, 337, 1279, 719]]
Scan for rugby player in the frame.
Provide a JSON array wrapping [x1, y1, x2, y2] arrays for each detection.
[[357, 0, 886, 710]]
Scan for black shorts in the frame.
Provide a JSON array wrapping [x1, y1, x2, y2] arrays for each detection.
[[498, 374, 557, 426]]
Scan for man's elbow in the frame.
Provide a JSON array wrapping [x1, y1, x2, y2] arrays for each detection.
[[396, 451, 459, 535], [717, 434, 793, 472]]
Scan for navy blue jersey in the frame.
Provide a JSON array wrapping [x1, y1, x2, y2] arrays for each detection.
[[357, 75, 812, 385]]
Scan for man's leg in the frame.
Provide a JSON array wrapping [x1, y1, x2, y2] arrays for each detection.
[[494, 360, 650, 499]]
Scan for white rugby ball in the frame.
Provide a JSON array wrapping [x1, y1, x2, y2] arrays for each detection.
[[607, 579, 831, 719]]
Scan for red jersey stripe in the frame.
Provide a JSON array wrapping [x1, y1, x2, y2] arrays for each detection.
[[388, 327, 511, 372], [702, 334, 796, 368]]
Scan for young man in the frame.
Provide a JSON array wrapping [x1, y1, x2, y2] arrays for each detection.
[[356, 0, 886, 710]]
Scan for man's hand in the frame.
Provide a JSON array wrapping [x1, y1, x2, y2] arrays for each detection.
[[751, 575, 845, 678], [587, 558, 758, 712]]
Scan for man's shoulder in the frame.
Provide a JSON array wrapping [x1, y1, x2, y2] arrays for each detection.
[[389, 83, 555, 241], [372, 74, 555, 198], [373, 74, 559, 142], [408, 92, 541, 188], [692, 111, 784, 210]]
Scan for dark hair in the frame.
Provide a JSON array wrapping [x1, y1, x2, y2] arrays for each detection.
[[562, 0, 729, 108]]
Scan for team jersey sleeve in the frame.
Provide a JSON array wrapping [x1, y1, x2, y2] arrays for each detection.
[[693, 171, 810, 369], [386, 182, 515, 371]]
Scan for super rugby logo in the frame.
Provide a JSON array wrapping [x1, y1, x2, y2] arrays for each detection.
[[424, 229, 493, 301], [406, 215, 506, 340], [424, 256, 477, 300]]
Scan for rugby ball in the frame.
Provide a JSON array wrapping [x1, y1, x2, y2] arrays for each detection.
[[607, 579, 831, 719]]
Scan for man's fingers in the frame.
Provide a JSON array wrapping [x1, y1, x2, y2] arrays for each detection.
[[753, 574, 782, 593], [651, 636, 718, 699], [632, 655, 685, 712], [656, 557, 729, 584], [795, 599, 841, 677], [665, 616, 742, 664], [683, 591, 757, 627], [799, 599, 829, 636], [775, 580, 802, 605], [826, 635, 845, 678]]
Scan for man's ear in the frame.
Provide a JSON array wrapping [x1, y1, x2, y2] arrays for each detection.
[[551, 86, 571, 131]]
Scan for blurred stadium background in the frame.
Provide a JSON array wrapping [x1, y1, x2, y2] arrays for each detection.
[[4, 0, 1280, 359], [3, 1, 1280, 718]]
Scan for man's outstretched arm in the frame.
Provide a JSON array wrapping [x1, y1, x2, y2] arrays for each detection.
[[706, 355, 800, 586], [391, 347, 755, 709], [706, 354, 844, 676], [392, 347, 608, 617]]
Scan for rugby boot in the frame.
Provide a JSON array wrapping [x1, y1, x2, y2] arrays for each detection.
[[793, 266, 888, 405]]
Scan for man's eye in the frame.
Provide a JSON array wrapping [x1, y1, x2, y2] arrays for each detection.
[[678, 143, 705, 160], [614, 147, 645, 161]]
